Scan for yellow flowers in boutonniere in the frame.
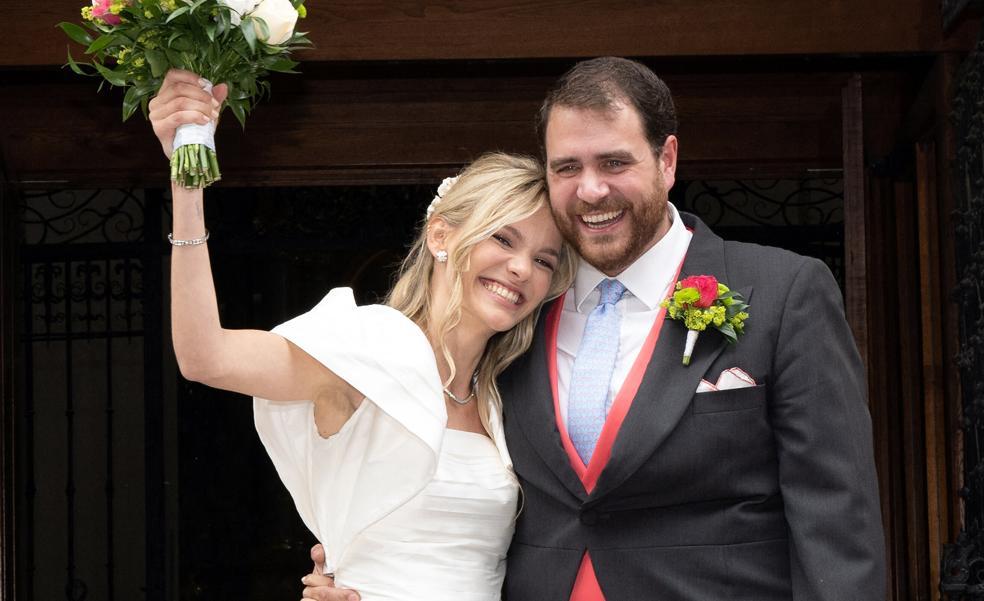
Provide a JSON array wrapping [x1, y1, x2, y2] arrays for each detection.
[[661, 275, 750, 365]]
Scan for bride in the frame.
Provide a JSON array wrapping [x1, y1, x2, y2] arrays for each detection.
[[150, 69, 576, 600]]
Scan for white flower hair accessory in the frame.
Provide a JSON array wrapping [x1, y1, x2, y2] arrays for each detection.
[[426, 176, 460, 219]]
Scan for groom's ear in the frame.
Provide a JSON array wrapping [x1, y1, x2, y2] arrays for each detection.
[[426, 217, 452, 257], [657, 135, 678, 189]]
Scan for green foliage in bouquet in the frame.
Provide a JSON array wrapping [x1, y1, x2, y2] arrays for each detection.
[[59, 0, 310, 187]]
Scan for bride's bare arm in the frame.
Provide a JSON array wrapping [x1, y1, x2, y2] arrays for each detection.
[[156, 70, 360, 436], [170, 186, 360, 421]]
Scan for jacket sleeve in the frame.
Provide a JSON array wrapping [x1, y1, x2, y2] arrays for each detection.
[[770, 257, 886, 600]]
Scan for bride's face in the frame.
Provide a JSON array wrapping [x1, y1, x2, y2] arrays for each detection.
[[458, 206, 563, 335]]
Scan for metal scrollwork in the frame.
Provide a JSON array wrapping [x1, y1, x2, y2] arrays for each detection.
[[943, 26, 984, 601], [19, 189, 148, 341], [27, 259, 144, 340], [19, 189, 145, 245], [679, 179, 844, 228], [944, 531, 984, 596], [674, 178, 845, 286]]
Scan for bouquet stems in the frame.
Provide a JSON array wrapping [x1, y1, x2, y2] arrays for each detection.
[[170, 143, 222, 189], [169, 78, 220, 189]]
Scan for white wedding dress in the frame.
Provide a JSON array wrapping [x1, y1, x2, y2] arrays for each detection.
[[253, 288, 518, 601]]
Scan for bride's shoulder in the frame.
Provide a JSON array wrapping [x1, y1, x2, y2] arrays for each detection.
[[313, 286, 418, 326], [294, 287, 431, 354]]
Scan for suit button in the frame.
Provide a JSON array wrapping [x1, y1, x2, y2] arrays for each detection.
[[580, 509, 598, 525]]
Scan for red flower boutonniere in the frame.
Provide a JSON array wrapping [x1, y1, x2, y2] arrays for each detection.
[[660, 275, 750, 365]]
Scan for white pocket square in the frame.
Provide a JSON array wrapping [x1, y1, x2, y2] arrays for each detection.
[[697, 367, 757, 393]]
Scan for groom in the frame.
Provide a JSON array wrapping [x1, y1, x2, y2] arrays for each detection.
[[303, 57, 885, 600]]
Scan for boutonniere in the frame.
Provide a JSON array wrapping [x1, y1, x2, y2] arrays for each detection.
[[660, 275, 750, 365]]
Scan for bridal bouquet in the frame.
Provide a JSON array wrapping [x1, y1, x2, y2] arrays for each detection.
[[59, 0, 310, 188]]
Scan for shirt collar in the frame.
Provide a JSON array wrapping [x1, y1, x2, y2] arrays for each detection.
[[572, 202, 690, 312]]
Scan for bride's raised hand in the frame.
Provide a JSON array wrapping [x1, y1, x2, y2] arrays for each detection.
[[148, 69, 229, 159]]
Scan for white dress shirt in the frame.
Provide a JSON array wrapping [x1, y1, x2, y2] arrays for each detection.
[[556, 203, 693, 424]]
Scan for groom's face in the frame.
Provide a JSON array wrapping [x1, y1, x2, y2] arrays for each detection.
[[544, 103, 676, 276]]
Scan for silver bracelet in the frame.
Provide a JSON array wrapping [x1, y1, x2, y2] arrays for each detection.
[[167, 230, 210, 246]]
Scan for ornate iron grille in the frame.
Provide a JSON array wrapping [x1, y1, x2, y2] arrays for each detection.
[[16, 188, 166, 601], [942, 28, 984, 599], [673, 178, 845, 287]]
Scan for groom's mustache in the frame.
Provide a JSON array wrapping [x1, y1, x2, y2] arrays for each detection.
[[571, 198, 630, 216]]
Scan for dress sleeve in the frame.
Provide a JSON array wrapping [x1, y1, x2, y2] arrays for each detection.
[[252, 288, 446, 573]]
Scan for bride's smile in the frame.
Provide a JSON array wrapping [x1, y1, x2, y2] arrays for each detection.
[[457, 206, 563, 336]]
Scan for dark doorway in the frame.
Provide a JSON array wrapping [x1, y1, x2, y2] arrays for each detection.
[[13, 176, 842, 599]]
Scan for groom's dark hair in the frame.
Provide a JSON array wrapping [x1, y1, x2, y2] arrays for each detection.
[[536, 56, 678, 158]]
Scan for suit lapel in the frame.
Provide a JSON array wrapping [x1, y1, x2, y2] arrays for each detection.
[[507, 304, 590, 502], [590, 213, 739, 499]]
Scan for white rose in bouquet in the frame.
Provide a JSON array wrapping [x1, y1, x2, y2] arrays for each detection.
[[219, 0, 262, 25], [250, 0, 299, 45]]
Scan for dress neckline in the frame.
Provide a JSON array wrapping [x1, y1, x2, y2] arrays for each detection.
[[445, 427, 491, 439]]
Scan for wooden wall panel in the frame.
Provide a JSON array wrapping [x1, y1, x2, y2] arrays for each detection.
[[865, 166, 900, 601], [917, 139, 948, 601], [1, 0, 978, 68], [896, 178, 931, 601], [843, 74, 868, 369], [0, 67, 846, 188]]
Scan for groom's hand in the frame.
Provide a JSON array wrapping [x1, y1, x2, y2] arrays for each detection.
[[301, 544, 360, 601]]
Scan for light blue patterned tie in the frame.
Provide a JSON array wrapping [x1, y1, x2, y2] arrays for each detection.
[[568, 278, 626, 464]]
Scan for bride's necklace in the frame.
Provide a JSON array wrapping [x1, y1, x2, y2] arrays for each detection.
[[443, 373, 479, 405]]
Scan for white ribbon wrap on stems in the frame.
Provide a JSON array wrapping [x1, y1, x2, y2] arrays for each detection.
[[172, 78, 217, 154]]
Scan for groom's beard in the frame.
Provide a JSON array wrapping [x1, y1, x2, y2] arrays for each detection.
[[551, 182, 669, 276]]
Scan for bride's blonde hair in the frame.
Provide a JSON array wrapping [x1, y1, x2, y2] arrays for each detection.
[[386, 152, 577, 436]]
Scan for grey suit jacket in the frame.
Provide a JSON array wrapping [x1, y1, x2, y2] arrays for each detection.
[[500, 212, 885, 601]]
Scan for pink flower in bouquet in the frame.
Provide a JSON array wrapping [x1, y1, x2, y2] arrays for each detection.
[[679, 275, 719, 308], [91, 0, 122, 25]]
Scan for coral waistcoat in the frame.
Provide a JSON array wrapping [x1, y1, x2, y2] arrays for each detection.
[[546, 259, 682, 601]]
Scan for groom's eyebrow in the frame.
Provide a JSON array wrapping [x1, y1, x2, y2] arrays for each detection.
[[598, 150, 636, 162], [548, 150, 635, 170], [548, 157, 577, 170]]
